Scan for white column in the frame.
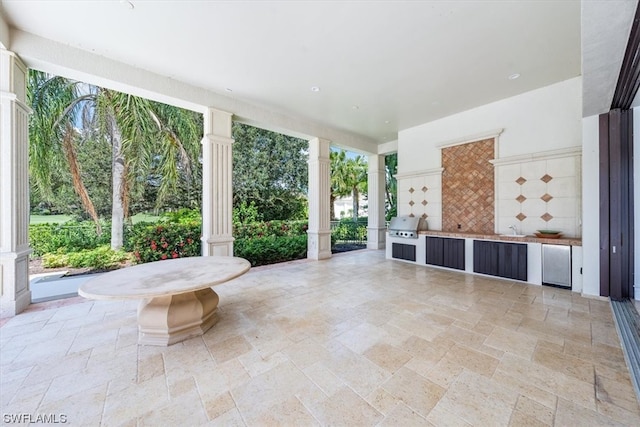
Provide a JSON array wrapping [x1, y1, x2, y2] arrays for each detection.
[[0, 50, 31, 316], [201, 108, 234, 256], [307, 137, 332, 260], [367, 154, 387, 249]]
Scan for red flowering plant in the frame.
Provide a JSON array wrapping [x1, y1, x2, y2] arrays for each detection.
[[129, 222, 201, 264]]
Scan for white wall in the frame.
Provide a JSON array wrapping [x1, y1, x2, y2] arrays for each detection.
[[581, 114, 600, 297], [398, 77, 582, 173]]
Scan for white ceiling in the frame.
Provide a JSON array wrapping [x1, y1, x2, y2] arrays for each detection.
[[0, 1, 631, 146]]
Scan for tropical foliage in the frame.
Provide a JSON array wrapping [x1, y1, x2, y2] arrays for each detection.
[[232, 123, 308, 221], [28, 70, 203, 249], [385, 152, 398, 220], [330, 149, 368, 220]]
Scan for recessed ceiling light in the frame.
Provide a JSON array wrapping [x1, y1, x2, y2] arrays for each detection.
[[508, 73, 520, 80], [120, 0, 134, 9], [384, 120, 390, 124], [310, 86, 320, 92], [351, 105, 359, 110], [225, 88, 233, 92]]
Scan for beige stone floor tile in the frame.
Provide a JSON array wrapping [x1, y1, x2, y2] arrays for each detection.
[[2, 250, 638, 425], [335, 322, 389, 354], [305, 386, 383, 426], [168, 375, 196, 399], [595, 372, 640, 414], [363, 342, 412, 373], [378, 401, 429, 426], [596, 398, 640, 426], [555, 372, 597, 410], [366, 387, 401, 415], [102, 375, 170, 425], [485, 326, 539, 359], [492, 367, 558, 409], [206, 407, 247, 426], [422, 356, 464, 389], [137, 352, 165, 382], [203, 391, 236, 421], [442, 343, 499, 378], [481, 310, 524, 331], [193, 358, 250, 402], [279, 337, 333, 370], [532, 345, 595, 384], [303, 362, 344, 396], [401, 334, 452, 364], [237, 349, 288, 378], [1, 379, 51, 416], [37, 383, 108, 426], [381, 366, 445, 418], [437, 370, 518, 426], [139, 388, 209, 426], [206, 334, 253, 363], [426, 402, 472, 426], [514, 394, 555, 425], [230, 360, 314, 419], [508, 409, 549, 427], [251, 395, 320, 426], [555, 398, 627, 426], [321, 339, 392, 396]]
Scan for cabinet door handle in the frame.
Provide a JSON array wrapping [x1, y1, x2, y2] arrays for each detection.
[[612, 246, 617, 254]]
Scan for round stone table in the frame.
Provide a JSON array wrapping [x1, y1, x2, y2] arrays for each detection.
[[78, 256, 251, 346]]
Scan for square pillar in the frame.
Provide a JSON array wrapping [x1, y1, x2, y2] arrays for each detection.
[[201, 108, 234, 256], [0, 50, 31, 316], [308, 137, 332, 260], [367, 154, 387, 249]]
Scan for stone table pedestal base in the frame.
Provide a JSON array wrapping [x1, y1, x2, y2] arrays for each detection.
[[137, 288, 220, 346]]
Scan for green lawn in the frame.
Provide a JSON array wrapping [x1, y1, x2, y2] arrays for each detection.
[[29, 214, 72, 224], [29, 213, 162, 225]]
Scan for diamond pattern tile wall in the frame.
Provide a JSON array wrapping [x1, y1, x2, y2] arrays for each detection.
[[442, 138, 495, 233]]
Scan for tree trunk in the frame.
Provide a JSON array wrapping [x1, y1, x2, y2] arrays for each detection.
[[110, 116, 125, 250], [352, 187, 359, 221], [330, 193, 336, 220], [62, 123, 102, 235]]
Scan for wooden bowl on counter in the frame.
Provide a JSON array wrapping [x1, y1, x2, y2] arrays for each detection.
[[534, 230, 563, 239]]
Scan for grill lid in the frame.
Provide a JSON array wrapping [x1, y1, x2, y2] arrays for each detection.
[[389, 216, 421, 231]]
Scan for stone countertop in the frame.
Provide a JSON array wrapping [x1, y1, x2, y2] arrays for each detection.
[[416, 230, 581, 246]]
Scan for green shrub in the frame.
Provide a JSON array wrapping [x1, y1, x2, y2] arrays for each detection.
[[42, 252, 70, 268], [30, 221, 111, 256], [42, 246, 129, 269], [67, 246, 130, 269], [233, 220, 308, 240], [234, 235, 307, 266], [160, 208, 201, 224], [129, 222, 201, 263]]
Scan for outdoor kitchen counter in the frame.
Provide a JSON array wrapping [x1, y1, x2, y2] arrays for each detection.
[[417, 230, 581, 246]]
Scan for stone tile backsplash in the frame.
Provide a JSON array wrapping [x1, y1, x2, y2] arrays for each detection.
[[397, 142, 581, 238], [442, 138, 495, 234]]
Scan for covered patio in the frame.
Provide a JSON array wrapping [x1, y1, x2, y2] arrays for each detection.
[[2, 250, 637, 425], [2, 1, 640, 425]]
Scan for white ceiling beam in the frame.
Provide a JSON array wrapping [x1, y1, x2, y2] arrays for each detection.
[[9, 29, 379, 154]]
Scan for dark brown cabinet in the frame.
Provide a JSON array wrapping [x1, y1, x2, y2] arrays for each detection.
[[392, 242, 416, 262], [473, 240, 527, 281], [426, 237, 465, 270]]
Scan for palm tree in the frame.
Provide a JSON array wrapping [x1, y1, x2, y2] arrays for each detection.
[[28, 71, 202, 249], [330, 150, 368, 221], [28, 71, 103, 233]]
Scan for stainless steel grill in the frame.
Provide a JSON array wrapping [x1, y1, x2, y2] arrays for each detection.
[[388, 216, 422, 239]]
